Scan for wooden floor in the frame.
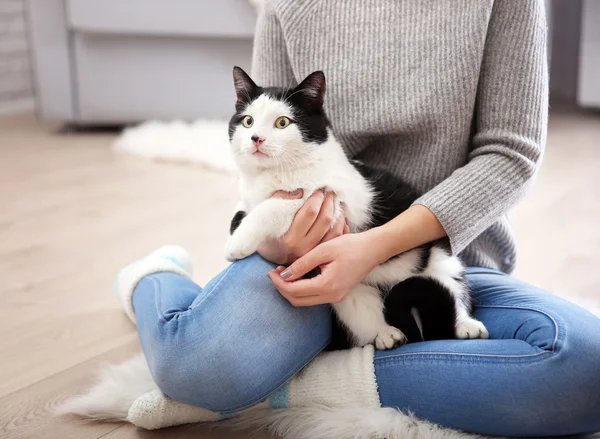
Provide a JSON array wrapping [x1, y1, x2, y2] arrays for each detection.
[[0, 111, 599, 439]]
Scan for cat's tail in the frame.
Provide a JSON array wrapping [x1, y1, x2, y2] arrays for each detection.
[[57, 354, 156, 421]]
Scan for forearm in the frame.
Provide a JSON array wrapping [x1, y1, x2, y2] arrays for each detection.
[[374, 1, 548, 258], [365, 204, 447, 264]]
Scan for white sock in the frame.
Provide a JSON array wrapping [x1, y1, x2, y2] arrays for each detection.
[[127, 389, 220, 429], [277, 345, 380, 408]]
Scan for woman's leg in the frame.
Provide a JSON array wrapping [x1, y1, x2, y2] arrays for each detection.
[[131, 252, 331, 413], [375, 267, 600, 437]]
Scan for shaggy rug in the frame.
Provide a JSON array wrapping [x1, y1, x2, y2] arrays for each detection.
[[114, 120, 236, 172]]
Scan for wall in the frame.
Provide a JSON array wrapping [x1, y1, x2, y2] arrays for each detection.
[[0, 0, 34, 115], [549, 0, 582, 103]]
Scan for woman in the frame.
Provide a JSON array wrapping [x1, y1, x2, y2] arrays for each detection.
[[119, 1, 600, 436]]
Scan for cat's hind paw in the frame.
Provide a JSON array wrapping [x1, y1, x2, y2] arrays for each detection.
[[375, 326, 407, 350], [455, 318, 489, 340]]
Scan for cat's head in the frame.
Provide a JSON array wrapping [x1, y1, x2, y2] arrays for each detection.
[[228, 67, 330, 171]]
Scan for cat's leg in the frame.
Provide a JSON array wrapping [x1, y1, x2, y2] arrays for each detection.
[[443, 276, 489, 340], [225, 198, 304, 261], [332, 283, 406, 350], [454, 297, 489, 339], [422, 248, 489, 339]]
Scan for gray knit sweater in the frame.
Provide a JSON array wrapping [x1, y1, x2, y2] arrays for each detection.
[[251, 0, 549, 273]]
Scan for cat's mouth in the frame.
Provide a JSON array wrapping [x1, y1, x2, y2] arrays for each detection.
[[252, 150, 269, 157]]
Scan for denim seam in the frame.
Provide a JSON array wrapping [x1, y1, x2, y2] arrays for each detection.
[[150, 276, 168, 323], [156, 264, 237, 323], [376, 350, 554, 362], [189, 263, 236, 311], [475, 304, 560, 352], [219, 337, 331, 413], [377, 304, 561, 363]]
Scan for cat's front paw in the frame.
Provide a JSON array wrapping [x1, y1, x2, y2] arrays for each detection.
[[224, 236, 258, 262], [455, 318, 489, 340], [374, 326, 407, 350]]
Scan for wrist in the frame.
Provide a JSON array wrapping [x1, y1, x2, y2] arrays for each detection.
[[363, 205, 447, 263], [257, 244, 291, 265], [361, 227, 398, 265]]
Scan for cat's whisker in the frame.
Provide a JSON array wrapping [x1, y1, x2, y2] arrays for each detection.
[[282, 88, 307, 102], [280, 76, 297, 102]]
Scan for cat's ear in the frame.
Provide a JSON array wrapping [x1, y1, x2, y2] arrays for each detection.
[[293, 71, 326, 108], [232, 66, 258, 102]]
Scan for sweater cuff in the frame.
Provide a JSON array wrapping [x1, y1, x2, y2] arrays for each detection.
[[412, 171, 523, 256]]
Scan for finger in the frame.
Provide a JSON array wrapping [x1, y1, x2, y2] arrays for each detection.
[[277, 245, 332, 281], [271, 189, 303, 200], [288, 190, 325, 237], [279, 290, 329, 307], [268, 269, 326, 297], [305, 192, 336, 244], [321, 211, 345, 243], [343, 223, 350, 234]]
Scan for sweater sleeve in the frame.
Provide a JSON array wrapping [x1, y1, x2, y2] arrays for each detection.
[[251, 1, 296, 87], [413, 0, 549, 255]]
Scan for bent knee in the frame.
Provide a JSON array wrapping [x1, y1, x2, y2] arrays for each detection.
[[525, 321, 600, 435], [556, 328, 600, 432], [149, 308, 332, 412], [152, 360, 273, 412], [151, 339, 328, 412]]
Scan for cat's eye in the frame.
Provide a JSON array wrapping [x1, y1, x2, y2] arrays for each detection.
[[275, 116, 291, 129], [242, 116, 254, 128]]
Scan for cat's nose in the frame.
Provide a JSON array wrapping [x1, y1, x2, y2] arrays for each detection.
[[251, 135, 265, 147]]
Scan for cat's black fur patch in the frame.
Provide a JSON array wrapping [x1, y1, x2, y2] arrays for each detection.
[[229, 211, 246, 235], [351, 161, 418, 228], [415, 243, 433, 273], [229, 67, 330, 144], [384, 277, 457, 342]]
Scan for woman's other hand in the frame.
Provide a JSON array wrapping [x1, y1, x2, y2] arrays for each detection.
[[267, 231, 381, 306]]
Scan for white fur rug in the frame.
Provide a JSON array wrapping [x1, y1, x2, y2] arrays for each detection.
[[114, 120, 236, 172]]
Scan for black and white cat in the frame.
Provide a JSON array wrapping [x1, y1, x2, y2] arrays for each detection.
[[226, 67, 488, 350]]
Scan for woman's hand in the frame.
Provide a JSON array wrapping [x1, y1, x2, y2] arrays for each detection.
[[268, 204, 449, 307], [267, 230, 383, 306], [257, 189, 349, 265]]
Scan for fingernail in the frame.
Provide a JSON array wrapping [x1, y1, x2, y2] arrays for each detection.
[[291, 189, 301, 195], [280, 268, 292, 279]]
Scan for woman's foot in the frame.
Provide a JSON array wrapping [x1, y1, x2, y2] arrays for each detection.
[[114, 245, 194, 324]]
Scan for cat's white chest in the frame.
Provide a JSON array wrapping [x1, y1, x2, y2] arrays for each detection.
[[239, 163, 373, 232], [240, 165, 329, 206]]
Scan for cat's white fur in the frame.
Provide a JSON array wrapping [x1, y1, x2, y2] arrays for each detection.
[[228, 94, 488, 347]]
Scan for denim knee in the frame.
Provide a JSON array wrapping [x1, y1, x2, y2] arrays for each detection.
[[554, 314, 600, 433], [527, 306, 600, 435], [148, 302, 332, 412]]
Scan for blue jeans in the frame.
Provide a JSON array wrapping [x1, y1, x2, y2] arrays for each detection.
[[132, 254, 600, 437]]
